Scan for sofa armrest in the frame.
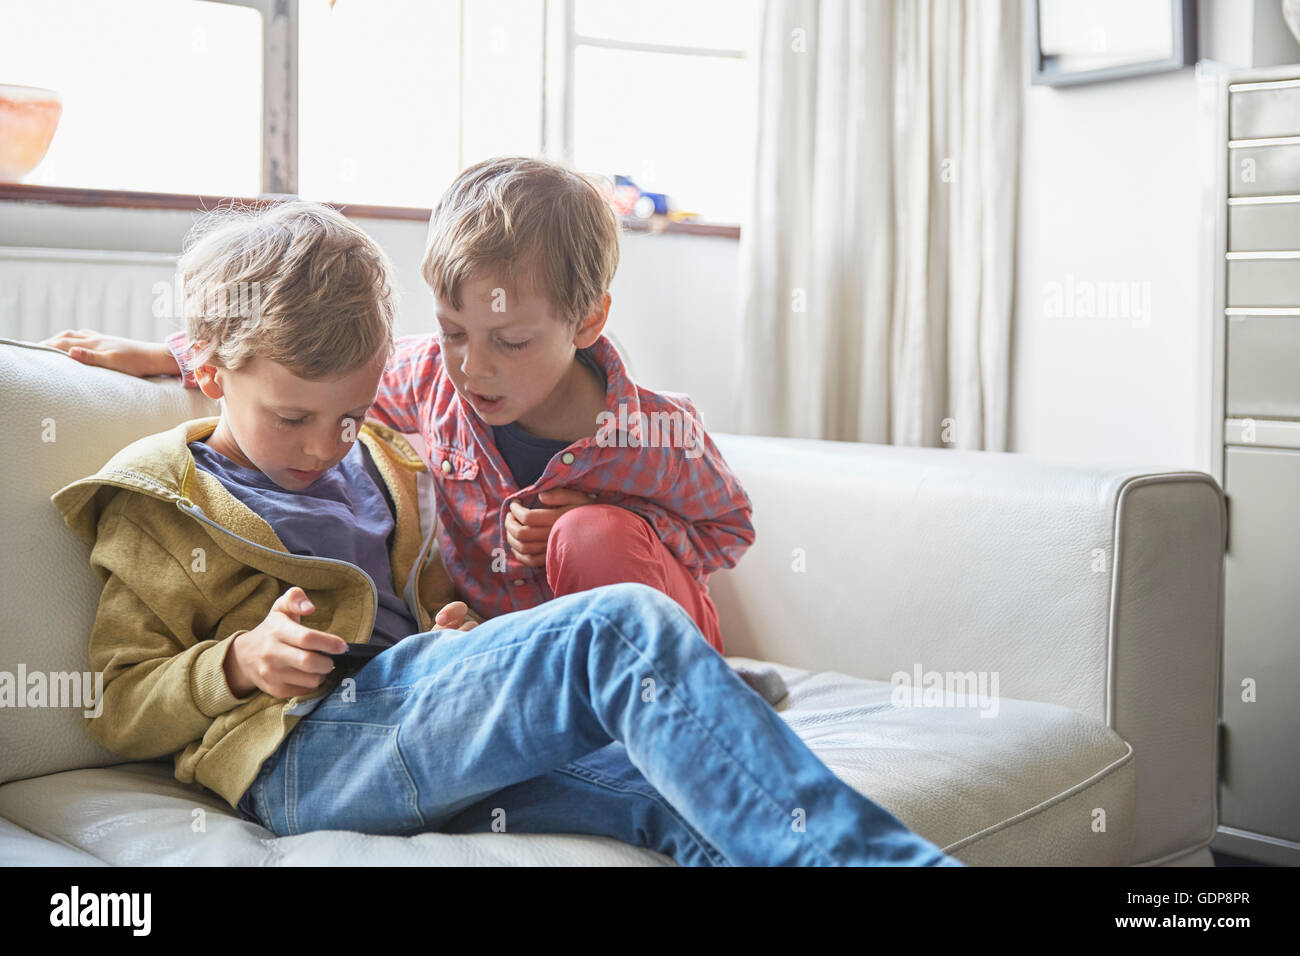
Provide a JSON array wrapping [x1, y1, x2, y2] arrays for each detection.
[[709, 434, 1224, 865]]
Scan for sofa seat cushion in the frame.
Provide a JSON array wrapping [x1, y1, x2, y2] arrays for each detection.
[[749, 660, 1137, 865], [0, 660, 1134, 866], [0, 762, 675, 866]]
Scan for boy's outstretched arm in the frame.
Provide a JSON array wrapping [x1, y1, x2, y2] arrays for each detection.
[[40, 330, 178, 378]]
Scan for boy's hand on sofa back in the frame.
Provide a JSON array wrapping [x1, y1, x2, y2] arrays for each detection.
[[40, 330, 176, 377], [226, 587, 349, 699]]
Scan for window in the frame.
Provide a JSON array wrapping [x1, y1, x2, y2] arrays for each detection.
[[562, 0, 759, 224], [0, 0, 262, 195], [2, 0, 759, 224], [298, 0, 759, 222], [297, 0, 544, 209]]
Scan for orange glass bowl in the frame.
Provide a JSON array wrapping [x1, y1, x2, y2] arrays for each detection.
[[0, 84, 63, 182]]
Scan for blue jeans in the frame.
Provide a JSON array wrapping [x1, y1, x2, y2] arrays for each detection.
[[238, 583, 962, 866]]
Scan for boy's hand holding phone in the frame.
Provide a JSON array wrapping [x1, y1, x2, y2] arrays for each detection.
[[505, 488, 598, 568], [225, 587, 348, 699]]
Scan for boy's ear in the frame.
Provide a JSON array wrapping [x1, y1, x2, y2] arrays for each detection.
[[572, 292, 611, 349], [193, 364, 226, 401]]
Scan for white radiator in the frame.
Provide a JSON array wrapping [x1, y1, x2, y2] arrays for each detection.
[[0, 247, 181, 344]]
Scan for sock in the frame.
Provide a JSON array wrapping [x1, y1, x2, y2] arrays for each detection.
[[732, 665, 788, 706]]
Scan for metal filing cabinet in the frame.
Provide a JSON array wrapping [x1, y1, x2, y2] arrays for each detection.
[[1206, 66, 1300, 866]]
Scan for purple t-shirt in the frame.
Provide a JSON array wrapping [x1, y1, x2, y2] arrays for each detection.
[[188, 437, 420, 649]]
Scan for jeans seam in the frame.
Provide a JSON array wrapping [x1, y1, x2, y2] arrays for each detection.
[[576, 605, 842, 865], [244, 753, 276, 828], [556, 763, 731, 866], [390, 725, 427, 834], [285, 729, 300, 836]]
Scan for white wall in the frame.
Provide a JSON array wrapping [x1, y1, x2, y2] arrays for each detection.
[[1010, 4, 1300, 473], [1010, 69, 1210, 472], [605, 230, 742, 432]]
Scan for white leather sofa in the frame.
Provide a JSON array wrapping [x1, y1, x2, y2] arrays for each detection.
[[0, 338, 1226, 866]]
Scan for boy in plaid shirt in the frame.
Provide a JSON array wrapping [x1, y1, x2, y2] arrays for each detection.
[[162, 157, 753, 654]]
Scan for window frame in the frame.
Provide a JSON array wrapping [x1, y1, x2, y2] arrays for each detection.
[[543, 0, 747, 232]]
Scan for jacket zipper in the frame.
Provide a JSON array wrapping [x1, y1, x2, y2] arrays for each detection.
[[170, 494, 381, 711], [403, 521, 438, 631], [168, 495, 380, 642]]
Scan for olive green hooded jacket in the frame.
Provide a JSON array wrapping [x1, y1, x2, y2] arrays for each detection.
[[51, 415, 457, 808]]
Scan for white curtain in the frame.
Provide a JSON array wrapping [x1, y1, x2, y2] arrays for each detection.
[[736, 0, 1020, 449]]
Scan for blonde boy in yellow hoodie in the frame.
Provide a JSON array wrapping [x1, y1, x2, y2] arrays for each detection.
[[51, 200, 472, 811]]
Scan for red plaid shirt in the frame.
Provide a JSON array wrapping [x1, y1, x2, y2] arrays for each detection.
[[166, 330, 754, 620]]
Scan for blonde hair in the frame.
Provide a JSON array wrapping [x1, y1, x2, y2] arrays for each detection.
[[421, 156, 621, 324], [177, 200, 397, 379]]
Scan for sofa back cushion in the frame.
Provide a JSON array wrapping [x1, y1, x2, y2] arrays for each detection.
[[0, 339, 218, 785]]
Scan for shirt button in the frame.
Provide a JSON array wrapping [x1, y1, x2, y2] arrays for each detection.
[[561, 452, 575, 465], [441, 459, 452, 474], [512, 578, 525, 587]]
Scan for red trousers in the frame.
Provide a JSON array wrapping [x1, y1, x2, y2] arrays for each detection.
[[545, 504, 725, 654]]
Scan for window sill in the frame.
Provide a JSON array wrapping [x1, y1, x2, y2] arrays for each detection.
[[0, 183, 742, 238], [618, 216, 740, 239], [0, 183, 431, 222]]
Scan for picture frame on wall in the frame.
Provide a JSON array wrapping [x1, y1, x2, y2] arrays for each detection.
[[1027, 0, 1197, 87]]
